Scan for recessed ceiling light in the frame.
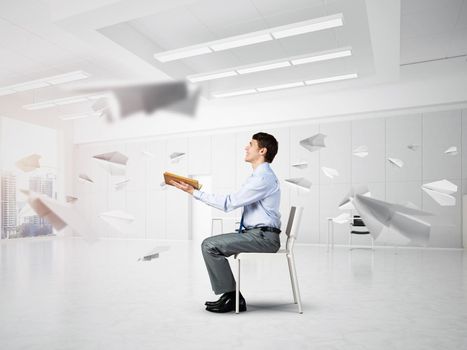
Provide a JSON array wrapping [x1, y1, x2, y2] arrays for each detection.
[[237, 61, 291, 74], [13, 81, 51, 91], [257, 81, 304, 92], [0, 89, 16, 96], [212, 89, 257, 98], [23, 94, 104, 110], [271, 14, 343, 39], [210, 34, 273, 51], [212, 72, 358, 98], [305, 73, 358, 85], [154, 47, 212, 62], [154, 13, 344, 63], [291, 49, 352, 65], [0, 70, 90, 95], [188, 71, 237, 83], [60, 112, 100, 121], [48, 71, 90, 85]]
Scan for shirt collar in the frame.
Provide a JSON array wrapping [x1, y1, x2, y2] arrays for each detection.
[[253, 162, 270, 175]]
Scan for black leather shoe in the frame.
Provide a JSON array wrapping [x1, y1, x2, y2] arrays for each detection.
[[205, 294, 247, 313], [205, 292, 244, 307]]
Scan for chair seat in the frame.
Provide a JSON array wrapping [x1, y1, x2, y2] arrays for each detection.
[[234, 249, 289, 259], [350, 231, 370, 235]]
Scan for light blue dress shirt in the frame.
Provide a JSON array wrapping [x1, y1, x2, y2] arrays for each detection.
[[192, 162, 281, 229]]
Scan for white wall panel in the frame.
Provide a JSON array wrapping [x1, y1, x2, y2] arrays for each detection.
[[235, 131, 255, 189], [125, 141, 147, 191], [188, 135, 211, 175], [462, 109, 467, 179], [386, 114, 422, 182], [166, 137, 188, 175], [320, 121, 351, 185], [166, 188, 190, 240], [146, 140, 167, 191], [126, 190, 146, 239], [422, 178, 462, 248], [423, 110, 462, 181], [211, 134, 236, 189], [146, 189, 166, 239], [290, 186, 319, 244], [351, 118, 386, 184]]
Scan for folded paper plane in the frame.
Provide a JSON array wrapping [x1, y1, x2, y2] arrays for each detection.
[[331, 213, 350, 224], [321, 166, 339, 179], [387, 157, 404, 168], [170, 152, 185, 163], [23, 190, 97, 241], [407, 144, 420, 151], [78, 173, 94, 184], [299, 133, 327, 152], [291, 161, 308, 169], [138, 246, 170, 261], [73, 81, 200, 122], [66, 195, 78, 203], [99, 210, 135, 232], [353, 194, 432, 244], [352, 145, 369, 158], [444, 146, 458, 156], [114, 178, 130, 190], [338, 185, 371, 210], [16, 154, 41, 172], [93, 151, 128, 176], [421, 179, 457, 206], [284, 177, 312, 191]]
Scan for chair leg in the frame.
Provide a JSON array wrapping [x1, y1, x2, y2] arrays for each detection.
[[287, 255, 297, 304], [289, 254, 303, 314], [235, 258, 240, 314], [349, 232, 353, 250]]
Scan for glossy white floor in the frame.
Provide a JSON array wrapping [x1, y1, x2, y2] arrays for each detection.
[[1, 237, 467, 350]]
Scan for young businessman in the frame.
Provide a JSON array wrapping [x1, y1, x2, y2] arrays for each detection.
[[170, 132, 281, 313]]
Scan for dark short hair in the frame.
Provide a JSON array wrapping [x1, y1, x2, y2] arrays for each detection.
[[252, 132, 278, 163]]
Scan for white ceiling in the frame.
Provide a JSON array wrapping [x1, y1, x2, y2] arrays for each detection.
[[0, 0, 464, 130]]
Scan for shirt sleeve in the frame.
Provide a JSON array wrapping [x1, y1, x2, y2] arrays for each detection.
[[192, 175, 274, 212]]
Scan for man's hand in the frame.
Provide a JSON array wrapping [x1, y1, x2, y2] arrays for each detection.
[[169, 180, 195, 195]]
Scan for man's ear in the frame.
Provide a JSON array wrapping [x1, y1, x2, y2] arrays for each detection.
[[260, 147, 267, 156]]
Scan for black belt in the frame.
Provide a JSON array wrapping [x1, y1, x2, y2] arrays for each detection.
[[255, 226, 281, 234]]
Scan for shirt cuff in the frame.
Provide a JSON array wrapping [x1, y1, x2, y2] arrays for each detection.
[[192, 190, 202, 200]]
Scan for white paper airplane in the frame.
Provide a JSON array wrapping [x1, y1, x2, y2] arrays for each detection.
[[141, 150, 155, 158], [407, 144, 420, 151], [321, 166, 339, 179], [16, 154, 41, 172], [170, 152, 185, 163], [71, 81, 200, 122], [93, 151, 128, 176], [23, 190, 97, 241], [352, 145, 368, 158], [160, 181, 167, 190], [114, 178, 130, 190], [66, 195, 78, 203], [78, 173, 94, 184], [284, 177, 312, 191], [138, 246, 170, 261], [299, 133, 327, 152], [421, 179, 457, 206], [99, 210, 135, 232], [353, 194, 432, 244], [291, 161, 308, 169], [338, 186, 371, 210], [444, 146, 458, 156], [387, 157, 404, 168], [331, 213, 350, 224]]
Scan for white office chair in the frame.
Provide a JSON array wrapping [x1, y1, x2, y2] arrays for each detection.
[[233, 206, 304, 314]]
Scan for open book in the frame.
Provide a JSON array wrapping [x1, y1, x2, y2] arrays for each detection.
[[163, 172, 202, 190]]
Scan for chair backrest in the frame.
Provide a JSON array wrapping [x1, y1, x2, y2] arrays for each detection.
[[285, 206, 304, 253]]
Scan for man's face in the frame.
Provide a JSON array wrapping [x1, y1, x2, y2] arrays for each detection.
[[244, 139, 265, 163]]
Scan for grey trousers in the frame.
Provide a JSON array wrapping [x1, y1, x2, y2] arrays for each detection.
[[201, 228, 281, 295]]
